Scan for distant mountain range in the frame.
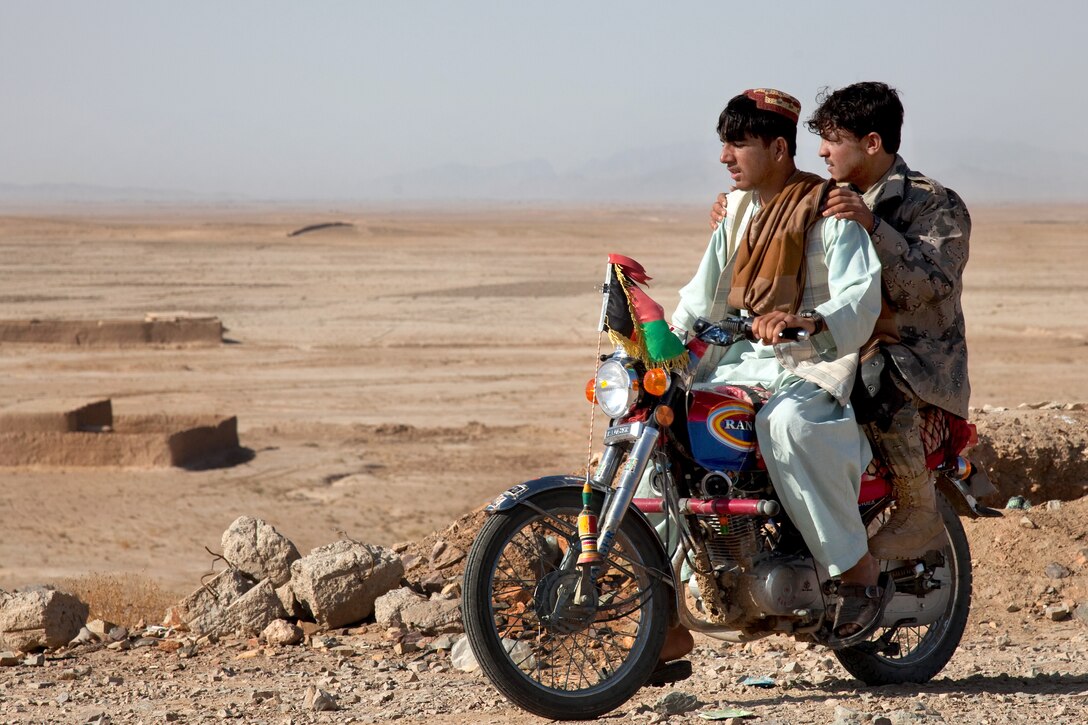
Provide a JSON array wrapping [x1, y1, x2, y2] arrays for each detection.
[[367, 143, 723, 204], [0, 182, 232, 204], [366, 140, 1088, 205], [2, 139, 1086, 205], [911, 139, 1088, 205]]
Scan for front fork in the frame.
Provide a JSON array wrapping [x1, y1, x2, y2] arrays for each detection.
[[597, 426, 660, 558], [572, 425, 661, 604], [577, 424, 745, 636]]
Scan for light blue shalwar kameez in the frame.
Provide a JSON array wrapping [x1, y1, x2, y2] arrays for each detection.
[[665, 190, 882, 577]]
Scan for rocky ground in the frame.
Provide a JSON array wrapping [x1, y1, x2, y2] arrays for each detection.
[[1, 581, 1086, 725], [3, 455, 1087, 725]]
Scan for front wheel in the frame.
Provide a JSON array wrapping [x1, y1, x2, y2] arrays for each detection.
[[835, 490, 971, 684], [461, 488, 670, 721]]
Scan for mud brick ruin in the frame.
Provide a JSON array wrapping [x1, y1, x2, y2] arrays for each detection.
[[0, 398, 239, 468], [0, 315, 223, 347]]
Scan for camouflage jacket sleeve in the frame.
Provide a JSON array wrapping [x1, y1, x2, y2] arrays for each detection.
[[869, 186, 970, 312]]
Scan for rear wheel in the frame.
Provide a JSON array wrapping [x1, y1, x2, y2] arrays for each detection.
[[835, 491, 971, 684], [461, 488, 669, 720]]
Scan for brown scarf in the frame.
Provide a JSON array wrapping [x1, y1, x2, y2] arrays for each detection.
[[727, 170, 829, 315]]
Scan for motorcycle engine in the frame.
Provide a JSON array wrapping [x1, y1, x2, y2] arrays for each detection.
[[689, 472, 825, 620], [745, 558, 824, 615], [693, 471, 769, 568], [687, 555, 822, 618]]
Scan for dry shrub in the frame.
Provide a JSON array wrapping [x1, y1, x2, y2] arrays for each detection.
[[54, 572, 179, 627]]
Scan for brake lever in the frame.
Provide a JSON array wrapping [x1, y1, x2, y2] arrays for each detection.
[[692, 317, 739, 346]]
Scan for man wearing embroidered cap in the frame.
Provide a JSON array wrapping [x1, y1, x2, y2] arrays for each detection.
[[744, 87, 802, 123], [648, 88, 889, 672]]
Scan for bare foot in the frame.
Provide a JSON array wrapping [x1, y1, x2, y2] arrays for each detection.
[[839, 552, 879, 587]]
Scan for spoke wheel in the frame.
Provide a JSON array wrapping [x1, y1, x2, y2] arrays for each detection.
[[835, 491, 972, 684], [462, 489, 669, 720]]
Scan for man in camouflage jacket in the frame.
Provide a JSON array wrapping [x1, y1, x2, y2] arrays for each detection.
[[809, 81, 970, 558]]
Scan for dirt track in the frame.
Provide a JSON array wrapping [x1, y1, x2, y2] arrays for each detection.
[[0, 205, 1087, 723]]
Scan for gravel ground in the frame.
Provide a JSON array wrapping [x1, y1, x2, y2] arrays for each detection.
[[2, 608, 1087, 725]]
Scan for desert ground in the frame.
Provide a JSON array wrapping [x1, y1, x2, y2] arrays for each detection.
[[1, 203, 1087, 723]]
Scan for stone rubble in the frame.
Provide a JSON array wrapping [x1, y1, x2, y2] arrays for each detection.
[[0, 620, 1086, 724], [222, 579, 286, 637], [4, 471, 1088, 722], [172, 568, 253, 636], [373, 586, 426, 628]]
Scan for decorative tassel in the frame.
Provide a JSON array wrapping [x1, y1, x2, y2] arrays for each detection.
[[575, 481, 602, 568]]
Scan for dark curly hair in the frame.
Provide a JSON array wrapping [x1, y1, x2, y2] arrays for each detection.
[[805, 82, 904, 154], [717, 94, 798, 157]]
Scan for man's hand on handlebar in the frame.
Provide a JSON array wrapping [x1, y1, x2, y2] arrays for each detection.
[[693, 315, 810, 346], [750, 311, 816, 346]]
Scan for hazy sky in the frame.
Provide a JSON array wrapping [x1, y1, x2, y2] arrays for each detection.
[[2, 1, 1085, 200]]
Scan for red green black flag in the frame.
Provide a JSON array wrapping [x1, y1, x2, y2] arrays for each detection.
[[601, 254, 688, 370]]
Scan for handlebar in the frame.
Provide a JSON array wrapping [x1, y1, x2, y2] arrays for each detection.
[[693, 316, 809, 346]]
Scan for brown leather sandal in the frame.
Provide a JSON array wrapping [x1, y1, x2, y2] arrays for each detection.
[[827, 572, 895, 649]]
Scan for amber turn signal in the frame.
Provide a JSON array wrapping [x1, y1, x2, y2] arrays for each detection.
[[585, 378, 597, 403], [654, 405, 675, 426], [643, 368, 669, 396]]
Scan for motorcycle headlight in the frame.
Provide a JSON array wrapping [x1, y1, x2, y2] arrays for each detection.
[[594, 359, 640, 419]]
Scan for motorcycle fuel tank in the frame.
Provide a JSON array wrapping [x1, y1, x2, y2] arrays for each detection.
[[686, 386, 763, 472]]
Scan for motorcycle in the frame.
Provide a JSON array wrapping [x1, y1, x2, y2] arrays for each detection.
[[461, 258, 999, 721]]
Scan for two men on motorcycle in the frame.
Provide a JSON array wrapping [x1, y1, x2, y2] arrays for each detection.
[[657, 82, 972, 672], [651, 88, 895, 668], [709, 83, 972, 559]]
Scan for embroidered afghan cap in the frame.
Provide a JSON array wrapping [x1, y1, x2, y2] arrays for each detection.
[[744, 88, 801, 124]]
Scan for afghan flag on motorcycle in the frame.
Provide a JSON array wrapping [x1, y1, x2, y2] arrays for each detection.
[[602, 254, 688, 370]]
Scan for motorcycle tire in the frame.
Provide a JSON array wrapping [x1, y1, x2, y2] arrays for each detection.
[[461, 488, 669, 721], [835, 490, 971, 685]]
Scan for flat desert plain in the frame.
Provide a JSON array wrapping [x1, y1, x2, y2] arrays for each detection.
[[0, 202, 1085, 592], [1, 204, 1088, 724]]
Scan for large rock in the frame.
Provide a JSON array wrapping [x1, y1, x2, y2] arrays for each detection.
[[175, 568, 254, 636], [221, 516, 300, 588], [0, 587, 88, 651], [225, 580, 287, 637], [373, 587, 426, 628], [290, 540, 404, 629], [399, 598, 463, 634]]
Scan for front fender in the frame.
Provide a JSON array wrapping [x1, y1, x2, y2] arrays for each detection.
[[483, 474, 670, 581], [485, 475, 607, 512]]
